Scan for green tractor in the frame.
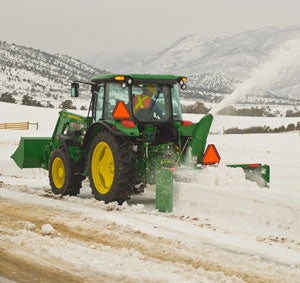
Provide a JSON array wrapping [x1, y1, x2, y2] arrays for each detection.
[[11, 74, 270, 206]]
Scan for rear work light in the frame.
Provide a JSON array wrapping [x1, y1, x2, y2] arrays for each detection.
[[248, 163, 260, 168], [121, 120, 135, 128], [181, 120, 193, 126]]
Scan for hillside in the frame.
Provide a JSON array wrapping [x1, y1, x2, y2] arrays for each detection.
[[86, 26, 300, 102], [0, 41, 107, 108], [1, 26, 300, 114]]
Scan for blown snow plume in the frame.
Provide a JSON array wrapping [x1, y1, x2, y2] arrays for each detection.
[[210, 39, 300, 115]]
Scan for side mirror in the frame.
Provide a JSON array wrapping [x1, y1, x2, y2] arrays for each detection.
[[71, 82, 79, 97]]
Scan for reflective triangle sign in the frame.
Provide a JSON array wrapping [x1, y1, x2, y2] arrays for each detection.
[[202, 144, 221, 165], [112, 100, 130, 120]]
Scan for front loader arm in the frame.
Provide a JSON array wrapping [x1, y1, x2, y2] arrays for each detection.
[[51, 110, 89, 143]]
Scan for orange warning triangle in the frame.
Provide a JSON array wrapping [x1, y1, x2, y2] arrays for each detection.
[[202, 144, 221, 165], [112, 100, 130, 120]]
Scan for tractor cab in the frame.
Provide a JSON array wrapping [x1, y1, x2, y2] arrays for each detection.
[[84, 74, 186, 124], [74, 74, 188, 145]]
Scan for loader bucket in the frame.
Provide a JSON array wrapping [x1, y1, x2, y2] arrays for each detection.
[[11, 137, 51, 169]]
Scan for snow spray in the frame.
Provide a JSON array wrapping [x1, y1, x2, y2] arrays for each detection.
[[210, 39, 300, 115]]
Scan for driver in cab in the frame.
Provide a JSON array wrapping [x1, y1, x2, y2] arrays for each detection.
[[133, 85, 163, 119]]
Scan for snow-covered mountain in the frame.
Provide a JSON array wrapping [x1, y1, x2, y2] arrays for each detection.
[[85, 26, 300, 100], [1, 25, 300, 111], [0, 41, 107, 107], [84, 51, 150, 75]]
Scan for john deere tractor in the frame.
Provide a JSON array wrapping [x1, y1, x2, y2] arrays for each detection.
[[11, 74, 270, 204]]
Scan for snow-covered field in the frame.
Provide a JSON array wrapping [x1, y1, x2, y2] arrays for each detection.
[[1, 102, 300, 282]]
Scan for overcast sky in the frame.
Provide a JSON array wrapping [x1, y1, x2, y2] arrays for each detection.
[[0, 0, 299, 59]]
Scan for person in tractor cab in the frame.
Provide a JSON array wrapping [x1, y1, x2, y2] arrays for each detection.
[[133, 85, 163, 120]]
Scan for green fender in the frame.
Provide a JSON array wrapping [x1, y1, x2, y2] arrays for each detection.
[[178, 114, 213, 164]]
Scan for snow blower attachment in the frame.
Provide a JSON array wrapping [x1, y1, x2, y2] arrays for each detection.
[[11, 74, 270, 212]]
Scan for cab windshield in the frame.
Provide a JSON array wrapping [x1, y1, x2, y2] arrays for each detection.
[[93, 82, 183, 122], [132, 84, 182, 122]]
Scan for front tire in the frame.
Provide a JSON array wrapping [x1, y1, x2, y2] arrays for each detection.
[[49, 148, 81, 196], [88, 131, 134, 203]]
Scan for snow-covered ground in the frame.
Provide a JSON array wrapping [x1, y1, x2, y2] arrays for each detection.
[[0, 102, 300, 282]]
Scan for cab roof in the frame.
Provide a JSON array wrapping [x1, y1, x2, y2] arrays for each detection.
[[91, 74, 186, 85]]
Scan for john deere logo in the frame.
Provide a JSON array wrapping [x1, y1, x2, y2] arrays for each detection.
[[67, 114, 82, 121]]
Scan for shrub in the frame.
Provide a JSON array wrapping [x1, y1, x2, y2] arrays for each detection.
[[22, 95, 43, 107], [286, 123, 295, 132], [0, 92, 16, 103], [217, 106, 273, 117], [286, 110, 300, 117], [60, 99, 76, 110], [224, 123, 299, 134], [46, 101, 55, 108], [182, 101, 209, 114]]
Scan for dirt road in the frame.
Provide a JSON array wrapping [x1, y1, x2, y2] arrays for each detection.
[[1, 185, 299, 283]]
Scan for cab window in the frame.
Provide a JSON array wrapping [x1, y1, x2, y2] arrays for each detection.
[[171, 85, 183, 121], [104, 83, 130, 120], [94, 85, 104, 121], [132, 84, 172, 122]]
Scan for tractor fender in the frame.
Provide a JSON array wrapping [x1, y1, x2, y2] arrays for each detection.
[[83, 121, 126, 155], [56, 134, 81, 150], [56, 134, 83, 163]]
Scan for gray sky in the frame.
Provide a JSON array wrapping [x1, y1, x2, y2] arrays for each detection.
[[0, 0, 299, 59]]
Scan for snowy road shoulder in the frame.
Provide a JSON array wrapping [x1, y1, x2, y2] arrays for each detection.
[[0, 185, 300, 282]]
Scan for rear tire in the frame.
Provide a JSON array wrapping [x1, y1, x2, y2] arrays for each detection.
[[88, 131, 135, 203], [49, 148, 81, 196]]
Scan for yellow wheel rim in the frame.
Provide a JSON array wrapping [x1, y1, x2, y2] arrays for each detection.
[[91, 142, 114, 194], [52, 157, 65, 189]]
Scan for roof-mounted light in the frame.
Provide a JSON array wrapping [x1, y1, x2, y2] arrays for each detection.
[[121, 119, 135, 128], [179, 77, 187, 90], [114, 76, 125, 81], [179, 77, 187, 85]]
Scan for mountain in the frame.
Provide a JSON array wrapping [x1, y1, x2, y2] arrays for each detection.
[[84, 52, 151, 73], [1, 25, 300, 112], [0, 41, 107, 108], [85, 25, 300, 100]]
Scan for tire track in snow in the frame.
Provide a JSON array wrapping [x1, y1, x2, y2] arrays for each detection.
[[0, 248, 87, 283], [0, 193, 297, 283]]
